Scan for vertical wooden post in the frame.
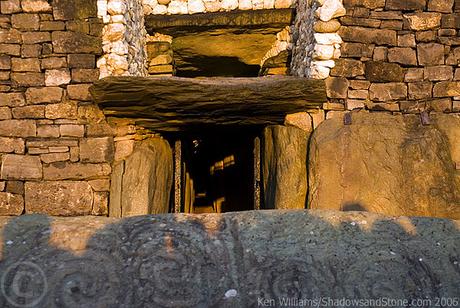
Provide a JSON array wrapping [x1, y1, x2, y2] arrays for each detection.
[[254, 136, 261, 210], [174, 140, 182, 213]]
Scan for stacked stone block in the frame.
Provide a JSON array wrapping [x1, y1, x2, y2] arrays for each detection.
[[291, 0, 345, 79], [146, 33, 174, 76], [97, 0, 148, 77], [0, 0, 115, 216], [325, 0, 460, 115]]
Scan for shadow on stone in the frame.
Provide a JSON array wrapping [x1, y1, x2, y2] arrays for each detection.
[[0, 210, 459, 307]]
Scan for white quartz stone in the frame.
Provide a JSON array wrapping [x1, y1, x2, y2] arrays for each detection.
[[310, 64, 330, 79], [204, 0, 221, 12], [263, 0, 275, 9], [188, 0, 206, 13], [313, 44, 335, 60], [239, 0, 253, 10], [168, 0, 189, 14], [221, 0, 239, 10], [314, 33, 343, 45], [103, 23, 126, 42], [316, 0, 345, 22], [252, 0, 264, 9], [107, 0, 127, 15], [97, 0, 108, 17], [153, 4, 168, 14]]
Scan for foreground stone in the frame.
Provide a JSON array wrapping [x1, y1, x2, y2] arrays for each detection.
[[0, 210, 458, 307], [309, 111, 460, 219]]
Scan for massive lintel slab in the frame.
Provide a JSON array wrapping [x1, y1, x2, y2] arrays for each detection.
[[145, 8, 294, 37], [90, 76, 326, 132], [0, 210, 459, 307]]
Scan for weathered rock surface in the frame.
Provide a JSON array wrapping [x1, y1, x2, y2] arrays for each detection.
[[0, 210, 459, 307], [309, 111, 460, 219], [25, 181, 93, 216], [263, 125, 309, 210], [91, 76, 326, 131], [110, 137, 173, 217]]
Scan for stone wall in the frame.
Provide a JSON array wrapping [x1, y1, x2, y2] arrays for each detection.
[[97, 0, 148, 77], [324, 0, 460, 114], [291, 0, 344, 79], [0, 0, 116, 216]]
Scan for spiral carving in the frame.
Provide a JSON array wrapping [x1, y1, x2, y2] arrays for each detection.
[[340, 249, 440, 301], [246, 256, 340, 306], [46, 251, 121, 308], [121, 217, 232, 307]]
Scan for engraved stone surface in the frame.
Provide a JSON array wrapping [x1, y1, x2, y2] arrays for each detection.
[[0, 210, 459, 307]]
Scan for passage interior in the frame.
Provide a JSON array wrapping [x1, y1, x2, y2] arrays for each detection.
[[177, 127, 261, 213]]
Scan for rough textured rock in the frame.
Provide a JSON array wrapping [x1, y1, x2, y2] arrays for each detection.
[[25, 181, 93, 216], [365, 61, 405, 82], [309, 112, 460, 219], [79, 137, 115, 163], [110, 137, 173, 217], [91, 76, 326, 131], [0, 210, 459, 307], [0, 192, 23, 216], [263, 126, 308, 210], [0, 155, 42, 180]]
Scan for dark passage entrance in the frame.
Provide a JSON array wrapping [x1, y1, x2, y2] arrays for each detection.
[[177, 127, 261, 213]]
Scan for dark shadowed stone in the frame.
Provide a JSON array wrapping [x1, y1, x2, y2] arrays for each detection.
[[90, 76, 326, 132], [52, 31, 102, 54], [145, 9, 293, 37], [110, 137, 173, 217], [365, 61, 405, 82], [325, 77, 349, 98], [339, 26, 397, 46], [25, 181, 93, 216], [386, 0, 427, 10], [52, 0, 97, 21], [330, 59, 365, 78], [0, 210, 459, 307], [263, 126, 308, 210], [309, 111, 460, 219]]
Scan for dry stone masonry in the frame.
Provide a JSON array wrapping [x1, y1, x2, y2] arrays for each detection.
[[291, 0, 345, 79], [0, 0, 114, 216], [0, 0, 459, 219], [97, 0, 148, 77], [329, 0, 460, 113]]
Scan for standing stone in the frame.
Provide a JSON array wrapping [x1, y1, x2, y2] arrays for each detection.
[[25, 181, 93, 216], [263, 125, 308, 210], [111, 137, 173, 217], [308, 112, 460, 219]]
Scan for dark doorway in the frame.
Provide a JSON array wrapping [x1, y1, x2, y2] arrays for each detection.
[[177, 127, 261, 213]]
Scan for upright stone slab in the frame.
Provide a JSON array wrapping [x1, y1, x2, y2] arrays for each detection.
[[111, 137, 174, 217], [308, 111, 460, 219], [263, 125, 309, 209]]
